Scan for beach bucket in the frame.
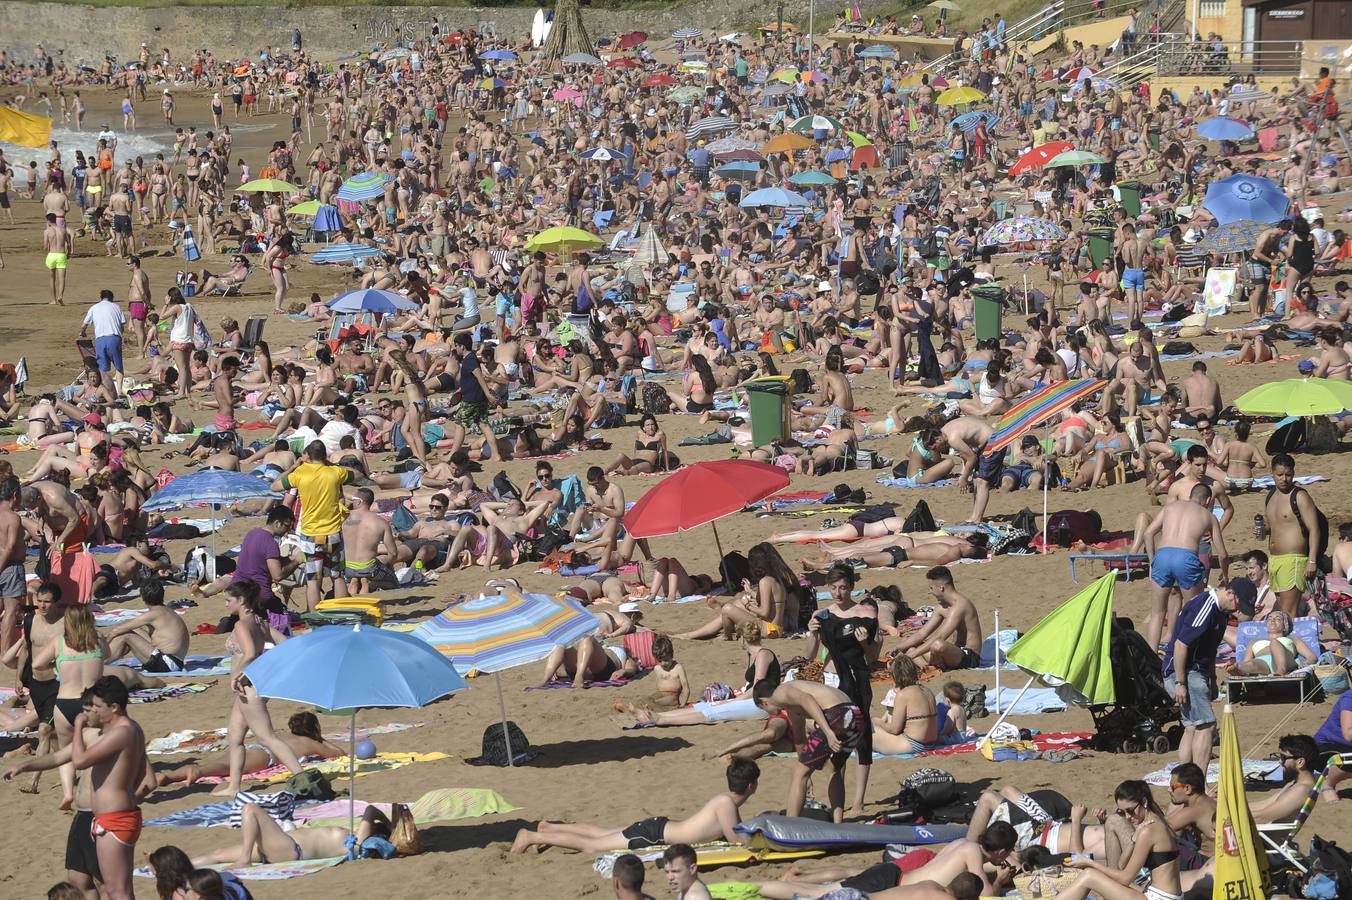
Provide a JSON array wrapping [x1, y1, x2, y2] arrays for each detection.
[[1316, 664, 1348, 696]]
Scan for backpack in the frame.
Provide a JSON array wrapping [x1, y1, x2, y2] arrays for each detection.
[[465, 721, 534, 766], [901, 500, 937, 534], [491, 471, 521, 501], [1265, 486, 1331, 573], [896, 767, 957, 809], [284, 768, 336, 801], [1298, 836, 1352, 899], [642, 382, 673, 416], [856, 270, 881, 296]]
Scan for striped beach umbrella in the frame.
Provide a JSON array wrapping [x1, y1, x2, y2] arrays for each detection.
[[580, 146, 625, 161], [630, 224, 669, 268], [413, 590, 599, 674], [706, 135, 757, 155], [951, 110, 999, 133], [336, 171, 392, 202], [788, 114, 844, 135], [672, 27, 703, 40], [685, 115, 738, 141], [987, 379, 1108, 455], [310, 243, 384, 264]]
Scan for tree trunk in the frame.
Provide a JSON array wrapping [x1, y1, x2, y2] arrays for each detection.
[[539, 0, 594, 66]]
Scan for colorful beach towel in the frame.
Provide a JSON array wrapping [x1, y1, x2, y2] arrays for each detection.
[[135, 857, 345, 881], [770, 730, 1093, 761], [193, 751, 449, 786], [147, 721, 424, 756], [875, 476, 953, 489], [114, 655, 232, 677], [130, 683, 211, 703]]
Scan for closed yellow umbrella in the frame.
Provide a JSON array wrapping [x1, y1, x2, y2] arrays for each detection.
[[937, 86, 986, 105], [761, 133, 814, 154], [1213, 704, 1271, 900]]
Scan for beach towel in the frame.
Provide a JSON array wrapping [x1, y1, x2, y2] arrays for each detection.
[[983, 686, 1067, 715], [113, 655, 232, 677], [135, 857, 345, 881], [526, 678, 631, 690], [295, 787, 519, 826], [1249, 475, 1328, 489], [594, 843, 823, 877], [193, 751, 449, 786], [978, 629, 1021, 670], [648, 592, 723, 605], [147, 722, 424, 756], [875, 476, 954, 489], [130, 683, 211, 703], [1144, 758, 1282, 787], [145, 797, 298, 829]]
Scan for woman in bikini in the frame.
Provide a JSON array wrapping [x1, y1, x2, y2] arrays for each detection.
[[155, 711, 346, 788], [32, 605, 105, 810], [1060, 780, 1183, 900], [872, 654, 940, 755], [606, 414, 672, 476], [1312, 326, 1351, 379], [675, 543, 797, 640], [212, 582, 305, 798], [262, 233, 294, 312]]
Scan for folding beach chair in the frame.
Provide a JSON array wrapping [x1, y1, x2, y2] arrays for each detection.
[[239, 315, 267, 352], [1227, 616, 1321, 704]]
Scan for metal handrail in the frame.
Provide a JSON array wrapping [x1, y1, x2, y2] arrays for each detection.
[[1151, 36, 1303, 76]]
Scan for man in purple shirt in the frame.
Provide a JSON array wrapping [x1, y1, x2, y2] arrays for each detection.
[[232, 506, 300, 632]]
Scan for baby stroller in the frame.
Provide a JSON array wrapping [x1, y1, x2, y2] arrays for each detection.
[[1088, 616, 1179, 754]]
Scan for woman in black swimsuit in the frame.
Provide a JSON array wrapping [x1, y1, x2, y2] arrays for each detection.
[[605, 413, 676, 475], [1285, 216, 1316, 300], [1061, 779, 1182, 900]]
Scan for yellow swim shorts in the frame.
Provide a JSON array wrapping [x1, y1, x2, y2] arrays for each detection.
[[44, 252, 68, 270], [1268, 553, 1308, 594]]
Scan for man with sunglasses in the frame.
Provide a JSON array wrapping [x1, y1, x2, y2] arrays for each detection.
[[1249, 734, 1319, 824], [395, 493, 460, 572], [1163, 762, 1214, 871]]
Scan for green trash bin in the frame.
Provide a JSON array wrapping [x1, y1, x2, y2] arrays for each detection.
[[1087, 227, 1115, 269], [744, 376, 792, 448], [1148, 128, 1160, 152], [1116, 181, 1142, 219], [973, 288, 1004, 342]]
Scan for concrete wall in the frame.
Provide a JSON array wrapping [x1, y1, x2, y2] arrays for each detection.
[[0, 1, 893, 66]]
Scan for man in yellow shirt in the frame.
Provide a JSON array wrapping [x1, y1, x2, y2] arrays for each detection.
[[272, 441, 350, 610]]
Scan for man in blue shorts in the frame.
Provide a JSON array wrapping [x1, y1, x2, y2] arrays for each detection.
[[1163, 580, 1238, 767], [1141, 483, 1229, 651], [80, 288, 126, 395]]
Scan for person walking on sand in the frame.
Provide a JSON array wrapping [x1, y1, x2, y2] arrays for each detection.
[[1138, 483, 1230, 650], [42, 212, 71, 306], [0, 477, 26, 658], [213, 582, 305, 798], [1164, 580, 1238, 768], [80, 289, 126, 397]]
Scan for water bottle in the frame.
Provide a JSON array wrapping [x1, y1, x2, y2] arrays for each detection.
[[1254, 514, 1267, 541]]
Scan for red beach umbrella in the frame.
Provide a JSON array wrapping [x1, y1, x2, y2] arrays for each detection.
[[624, 460, 789, 558], [1008, 140, 1074, 177]]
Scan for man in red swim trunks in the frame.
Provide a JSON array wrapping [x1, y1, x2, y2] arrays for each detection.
[[753, 679, 864, 823], [73, 675, 145, 900]]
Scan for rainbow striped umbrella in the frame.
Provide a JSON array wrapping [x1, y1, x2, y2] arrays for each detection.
[[986, 378, 1107, 454], [413, 590, 597, 674], [413, 589, 599, 766]]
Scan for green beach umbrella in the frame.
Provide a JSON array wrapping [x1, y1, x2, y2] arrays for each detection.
[[287, 199, 322, 216], [238, 178, 302, 193], [1044, 149, 1107, 168], [1005, 571, 1117, 705], [1234, 378, 1352, 417], [980, 573, 1117, 749]]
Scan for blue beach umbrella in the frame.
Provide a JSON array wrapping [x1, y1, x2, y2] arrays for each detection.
[[788, 170, 837, 186], [580, 147, 626, 161], [1197, 116, 1254, 142], [143, 470, 281, 560], [739, 186, 812, 208], [858, 44, 896, 59], [245, 624, 466, 833], [481, 49, 518, 62], [1203, 174, 1289, 225], [714, 161, 761, 181], [328, 288, 419, 315]]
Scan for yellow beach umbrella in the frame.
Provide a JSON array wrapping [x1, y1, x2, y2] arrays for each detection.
[[770, 67, 801, 84], [523, 226, 604, 254], [936, 86, 986, 105], [238, 178, 301, 193], [1235, 377, 1352, 417], [1213, 704, 1271, 900], [845, 130, 874, 148], [761, 133, 815, 154]]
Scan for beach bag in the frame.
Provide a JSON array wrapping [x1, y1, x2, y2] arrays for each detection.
[[1045, 509, 1103, 546], [901, 500, 936, 534], [490, 471, 521, 501], [1306, 417, 1338, 454], [284, 768, 336, 801], [466, 721, 534, 767], [897, 768, 957, 809], [856, 270, 881, 296], [1297, 836, 1352, 899], [390, 802, 422, 856], [642, 382, 673, 415]]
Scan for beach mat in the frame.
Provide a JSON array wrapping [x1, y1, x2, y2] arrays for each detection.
[[297, 787, 519, 826], [1144, 758, 1282, 786], [113, 655, 232, 678], [136, 857, 345, 881], [594, 843, 823, 877], [193, 751, 450, 786], [130, 683, 211, 703], [737, 814, 967, 850], [147, 722, 424, 756]]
